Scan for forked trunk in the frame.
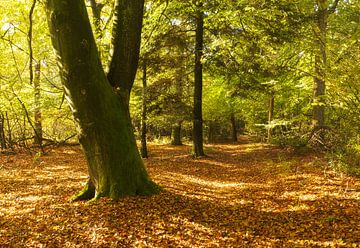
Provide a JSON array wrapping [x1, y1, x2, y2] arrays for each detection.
[[46, 0, 158, 200]]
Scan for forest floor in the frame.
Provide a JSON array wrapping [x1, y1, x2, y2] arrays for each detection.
[[0, 137, 360, 247]]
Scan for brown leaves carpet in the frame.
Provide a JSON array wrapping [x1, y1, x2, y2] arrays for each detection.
[[1, 140, 359, 247]]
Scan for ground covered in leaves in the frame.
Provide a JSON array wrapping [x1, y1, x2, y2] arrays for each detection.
[[1, 138, 360, 247]]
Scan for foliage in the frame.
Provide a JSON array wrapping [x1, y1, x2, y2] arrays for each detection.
[[1, 143, 360, 246]]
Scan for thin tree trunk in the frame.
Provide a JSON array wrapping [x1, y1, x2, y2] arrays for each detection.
[[267, 93, 274, 142], [5, 112, 12, 149], [0, 112, 6, 149], [230, 113, 237, 142], [312, 0, 327, 131], [207, 122, 214, 143], [34, 62, 43, 146], [193, 1, 205, 156], [312, 0, 339, 141], [171, 121, 182, 145], [140, 60, 148, 158], [45, 0, 158, 201]]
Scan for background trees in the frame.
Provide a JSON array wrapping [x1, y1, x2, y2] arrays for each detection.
[[0, 0, 359, 176]]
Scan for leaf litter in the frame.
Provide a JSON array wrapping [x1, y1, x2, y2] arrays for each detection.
[[0, 140, 359, 247]]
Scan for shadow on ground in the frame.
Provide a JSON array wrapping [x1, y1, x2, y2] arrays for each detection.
[[0, 141, 359, 247]]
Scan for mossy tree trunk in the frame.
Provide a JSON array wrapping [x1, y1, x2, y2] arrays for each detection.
[[45, 0, 158, 200], [193, 1, 205, 157]]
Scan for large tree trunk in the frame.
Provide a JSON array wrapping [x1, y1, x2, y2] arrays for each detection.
[[140, 61, 148, 158], [45, 0, 158, 200], [193, 1, 205, 157]]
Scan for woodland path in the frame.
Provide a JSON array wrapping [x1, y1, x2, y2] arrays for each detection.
[[0, 138, 359, 247]]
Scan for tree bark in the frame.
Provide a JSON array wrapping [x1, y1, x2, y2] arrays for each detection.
[[45, 0, 158, 200], [193, 1, 205, 157], [34, 62, 43, 146], [140, 60, 148, 158]]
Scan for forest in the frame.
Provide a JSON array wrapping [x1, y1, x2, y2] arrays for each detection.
[[0, 0, 359, 246]]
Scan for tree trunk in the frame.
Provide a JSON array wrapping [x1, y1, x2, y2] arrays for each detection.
[[207, 122, 214, 143], [193, 1, 205, 157], [5, 112, 12, 149], [140, 61, 148, 158], [312, 0, 327, 131], [34, 62, 43, 146], [45, 0, 158, 200], [312, 0, 339, 141], [0, 112, 6, 149], [267, 92, 274, 142], [230, 113, 237, 142], [171, 121, 182, 146], [107, 0, 144, 105]]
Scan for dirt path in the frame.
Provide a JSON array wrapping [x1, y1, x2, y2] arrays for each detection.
[[1, 141, 359, 247]]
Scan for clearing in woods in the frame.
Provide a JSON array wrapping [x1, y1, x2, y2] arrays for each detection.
[[0, 138, 359, 247]]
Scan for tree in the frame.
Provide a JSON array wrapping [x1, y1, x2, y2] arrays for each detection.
[[312, 0, 340, 134], [45, 0, 159, 200], [140, 60, 148, 158], [193, 0, 205, 156]]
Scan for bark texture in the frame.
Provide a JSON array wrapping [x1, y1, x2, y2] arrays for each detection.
[[46, 0, 158, 200]]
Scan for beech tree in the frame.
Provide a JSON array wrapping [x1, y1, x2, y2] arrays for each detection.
[[45, 0, 159, 200]]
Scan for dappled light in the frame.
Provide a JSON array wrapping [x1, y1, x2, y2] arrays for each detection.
[[1, 142, 359, 246]]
